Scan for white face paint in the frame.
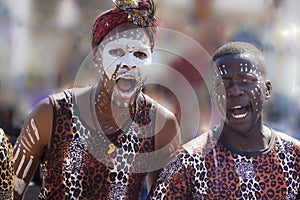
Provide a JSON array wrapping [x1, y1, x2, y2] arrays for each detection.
[[97, 29, 152, 107], [101, 37, 152, 81]]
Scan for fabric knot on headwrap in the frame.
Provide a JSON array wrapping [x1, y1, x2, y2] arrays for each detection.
[[92, 0, 157, 50]]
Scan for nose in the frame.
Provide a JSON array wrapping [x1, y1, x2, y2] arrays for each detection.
[[227, 83, 244, 97], [121, 65, 136, 70]]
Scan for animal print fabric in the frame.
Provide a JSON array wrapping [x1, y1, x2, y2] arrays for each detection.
[[0, 128, 14, 199], [149, 130, 300, 199], [39, 89, 156, 199]]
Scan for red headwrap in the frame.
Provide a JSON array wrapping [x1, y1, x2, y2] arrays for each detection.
[[92, 0, 157, 50]]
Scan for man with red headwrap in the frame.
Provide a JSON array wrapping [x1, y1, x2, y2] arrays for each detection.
[[13, 0, 180, 199]]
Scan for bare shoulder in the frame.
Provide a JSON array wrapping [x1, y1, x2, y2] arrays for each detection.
[[141, 94, 180, 148], [142, 94, 177, 121], [32, 97, 53, 115], [22, 97, 54, 146]]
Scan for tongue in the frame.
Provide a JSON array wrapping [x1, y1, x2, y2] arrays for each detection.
[[117, 79, 133, 92], [232, 106, 248, 115]]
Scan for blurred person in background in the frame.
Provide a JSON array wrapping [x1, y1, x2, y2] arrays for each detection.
[[230, 0, 300, 140], [0, 128, 14, 199], [13, 0, 180, 199], [144, 0, 228, 141], [148, 42, 300, 199]]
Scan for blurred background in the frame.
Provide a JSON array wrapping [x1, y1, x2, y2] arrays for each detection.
[[1, 0, 300, 147], [1, 0, 300, 198]]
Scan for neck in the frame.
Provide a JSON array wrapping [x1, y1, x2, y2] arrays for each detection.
[[94, 84, 135, 135], [219, 123, 273, 152]]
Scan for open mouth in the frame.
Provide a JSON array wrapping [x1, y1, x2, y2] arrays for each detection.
[[229, 105, 250, 119], [116, 76, 137, 93]]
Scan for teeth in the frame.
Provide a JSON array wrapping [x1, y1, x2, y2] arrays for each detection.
[[232, 112, 248, 119], [232, 105, 242, 109]]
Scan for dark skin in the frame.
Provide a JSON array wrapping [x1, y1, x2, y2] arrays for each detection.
[[13, 35, 180, 199], [212, 53, 272, 152]]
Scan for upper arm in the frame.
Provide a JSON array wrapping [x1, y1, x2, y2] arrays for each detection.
[[154, 103, 181, 150], [147, 103, 181, 190], [13, 97, 53, 199]]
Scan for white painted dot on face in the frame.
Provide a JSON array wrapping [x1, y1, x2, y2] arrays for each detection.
[[218, 68, 223, 75], [251, 90, 256, 99], [222, 65, 227, 74], [240, 63, 243, 66], [253, 69, 257, 76]]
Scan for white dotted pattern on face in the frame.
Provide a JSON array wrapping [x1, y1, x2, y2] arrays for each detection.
[[100, 29, 152, 81], [214, 62, 266, 119]]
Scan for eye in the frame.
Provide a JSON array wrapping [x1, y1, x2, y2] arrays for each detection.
[[222, 79, 230, 88], [133, 51, 148, 59], [241, 77, 256, 84], [215, 79, 230, 90], [242, 79, 250, 83], [109, 48, 125, 57]]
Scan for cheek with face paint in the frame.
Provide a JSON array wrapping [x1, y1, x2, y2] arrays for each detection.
[[250, 81, 264, 118], [211, 68, 227, 120], [212, 89, 227, 120], [101, 38, 152, 81], [240, 62, 266, 119]]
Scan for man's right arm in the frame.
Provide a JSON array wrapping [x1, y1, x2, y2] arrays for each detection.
[[13, 97, 53, 199]]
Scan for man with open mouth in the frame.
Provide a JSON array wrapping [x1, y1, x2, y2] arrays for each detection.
[[13, 0, 180, 199], [148, 42, 300, 199]]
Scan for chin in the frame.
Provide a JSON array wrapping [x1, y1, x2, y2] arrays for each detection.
[[111, 87, 140, 108]]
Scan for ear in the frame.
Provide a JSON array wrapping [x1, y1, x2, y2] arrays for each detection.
[[265, 80, 272, 100]]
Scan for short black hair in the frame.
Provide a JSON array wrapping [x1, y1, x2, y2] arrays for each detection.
[[211, 41, 266, 75], [213, 41, 264, 61]]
